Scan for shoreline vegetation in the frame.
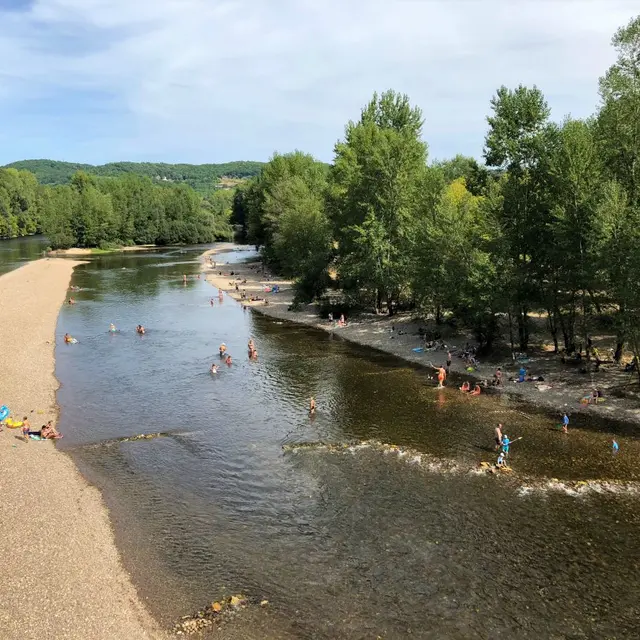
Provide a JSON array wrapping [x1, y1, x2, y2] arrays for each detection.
[[201, 248, 640, 429], [226, 16, 640, 423], [0, 259, 167, 640]]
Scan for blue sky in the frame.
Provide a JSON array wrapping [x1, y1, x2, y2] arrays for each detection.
[[0, 0, 638, 166]]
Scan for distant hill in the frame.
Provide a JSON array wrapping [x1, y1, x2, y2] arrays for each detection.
[[3, 159, 265, 193]]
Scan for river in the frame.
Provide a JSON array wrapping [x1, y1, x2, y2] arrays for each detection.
[[43, 245, 640, 638]]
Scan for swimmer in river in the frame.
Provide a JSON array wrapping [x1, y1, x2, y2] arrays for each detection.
[[309, 397, 316, 414], [64, 333, 74, 344], [136, 325, 145, 335], [210, 298, 214, 306], [109, 323, 117, 333], [210, 364, 218, 374], [495, 423, 503, 451], [225, 355, 233, 366], [68, 298, 75, 305], [219, 343, 227, 357], [182, 274, 187, 284], [460, 381, 470, 392]]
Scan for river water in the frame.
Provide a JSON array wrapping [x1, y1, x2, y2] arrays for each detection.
[[49, 246, 639, 639], [0, 235, 49, 275]]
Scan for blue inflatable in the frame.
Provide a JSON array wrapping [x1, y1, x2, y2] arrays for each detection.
[[0, 405, 9, 421]]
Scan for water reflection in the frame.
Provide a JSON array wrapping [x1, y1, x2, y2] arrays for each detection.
[[0, 235, 49, 274]]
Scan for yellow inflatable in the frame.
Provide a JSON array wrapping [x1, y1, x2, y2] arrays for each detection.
[[5, 418, 23, 428]]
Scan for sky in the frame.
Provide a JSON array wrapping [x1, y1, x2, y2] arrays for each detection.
[[0, 0, 638, 166]]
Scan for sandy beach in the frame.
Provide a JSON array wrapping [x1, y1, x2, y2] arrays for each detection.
[[201, 249, 640, 429], [0, 259, 167, 640]]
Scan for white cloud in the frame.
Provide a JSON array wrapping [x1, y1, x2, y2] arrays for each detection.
[[0, 0, 638, 163]]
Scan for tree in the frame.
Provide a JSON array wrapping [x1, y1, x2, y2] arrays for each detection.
[[329, 90, 428, 313], [544, 118, 604, 353], [484, 84, 553, 351]]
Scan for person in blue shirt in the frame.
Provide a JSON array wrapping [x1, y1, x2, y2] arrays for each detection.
[[501, 434, 510, 456], [562, 413, 569, 433], [518, 367, 526, 383], [612, 439, 619, 453]]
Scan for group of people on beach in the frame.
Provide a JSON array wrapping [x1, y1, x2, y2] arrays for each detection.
[[21, 418, 61, 441]]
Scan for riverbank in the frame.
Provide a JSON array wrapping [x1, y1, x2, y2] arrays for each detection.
[[201, 251, 640, 430], [0, 259, 167, 640]]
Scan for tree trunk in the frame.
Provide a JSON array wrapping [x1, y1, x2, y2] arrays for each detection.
[[546, 309, 559, 353], [517, 306, 529, 352], [614, 340, 624, 364], [508, 309, 515, 358]]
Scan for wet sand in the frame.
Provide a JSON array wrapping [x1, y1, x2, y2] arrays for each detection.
[[201, 249, 640, 429], [0, 259, 167, 640]]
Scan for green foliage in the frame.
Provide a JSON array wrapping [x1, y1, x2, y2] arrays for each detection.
[[329, 90, 428, 312], [3, 159, 264, 194], [36, 171, 230, 249]]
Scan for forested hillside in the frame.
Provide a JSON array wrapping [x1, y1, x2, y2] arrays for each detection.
[[232, 15, 640, 374], [3, 160, 264, 193], [0, 167, 235, 247]]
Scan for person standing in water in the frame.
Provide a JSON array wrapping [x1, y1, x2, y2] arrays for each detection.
[[437, 366, 447, 389], [495, 424, 503, 451], [501, 434, 510, 456], [562, 412, 569, 433], [309, 397, 316, 414], [446, 351, 452, 373]]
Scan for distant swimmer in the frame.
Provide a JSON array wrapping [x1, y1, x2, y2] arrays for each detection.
[[68, 298, 76, 305], [109, 323, 117, 333], [210, 298, 214, 306], [183, 274, 187, 284], [613, 439, 619, 453], [219, 343, 227, 357], [136, 325, 145, 335], [460, 381, 470, 392], [210, 364, 218, 374], [225, 355, 233, 366], [64, 333, 76, 344], [309, 397, 316, 414]]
